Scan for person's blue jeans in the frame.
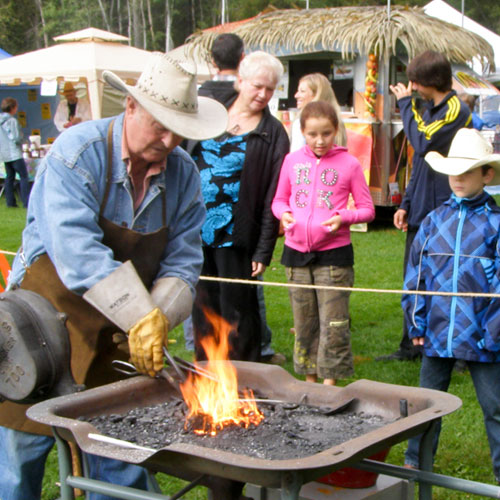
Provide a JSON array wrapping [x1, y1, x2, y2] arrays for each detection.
[[4, 158, 30, 208], [258, 276, 275, 357], [405, 355, 500, 481], [0, 426, 150, 500], [183, 315, 195, 351]]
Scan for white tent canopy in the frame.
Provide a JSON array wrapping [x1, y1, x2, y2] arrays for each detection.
[[0, 28, 154, 119], [424, 0, 500, 82]]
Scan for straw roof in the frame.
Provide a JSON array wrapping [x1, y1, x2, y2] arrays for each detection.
[[186, 6, 495, 71]]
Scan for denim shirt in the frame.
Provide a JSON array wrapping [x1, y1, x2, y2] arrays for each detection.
[[9, 113, 206, 296]]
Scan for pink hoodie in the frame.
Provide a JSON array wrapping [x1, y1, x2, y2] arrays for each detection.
[[272, 145, 375, 253]]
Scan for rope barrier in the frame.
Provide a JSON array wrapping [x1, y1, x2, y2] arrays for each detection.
[[2, 248, 498, 299], [199, 275, 500, 299]]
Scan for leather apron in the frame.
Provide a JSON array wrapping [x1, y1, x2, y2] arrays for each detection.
[[0, 121, 169, 435]]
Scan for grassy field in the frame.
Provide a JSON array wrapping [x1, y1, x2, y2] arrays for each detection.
[[0, 201, 496, 499]]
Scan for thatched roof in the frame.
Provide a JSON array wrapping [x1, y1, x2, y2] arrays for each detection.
[[186, 6, 495, 71]]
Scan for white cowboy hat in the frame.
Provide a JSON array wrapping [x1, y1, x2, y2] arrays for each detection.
[[103, 52, 228, 141], [425, 128, 500, 185]]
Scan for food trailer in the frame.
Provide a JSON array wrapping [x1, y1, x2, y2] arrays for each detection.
[[186, 5, 497, 207]]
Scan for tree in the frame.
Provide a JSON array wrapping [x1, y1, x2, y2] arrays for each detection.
[[0, 0, 497, 55]]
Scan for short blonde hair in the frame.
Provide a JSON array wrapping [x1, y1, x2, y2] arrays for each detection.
[[238, 51, 284, 84]]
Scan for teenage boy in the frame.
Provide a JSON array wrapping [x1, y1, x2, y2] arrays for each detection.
[[402, 128, 500, 482], [378, 50, 472, 361]]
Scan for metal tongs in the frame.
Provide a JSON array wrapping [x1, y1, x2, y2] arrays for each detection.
[[111, 358, 184, 396], [112, 347, 219, 392]]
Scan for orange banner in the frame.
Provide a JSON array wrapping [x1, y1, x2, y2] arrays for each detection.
[[345, 122, 373, 184]]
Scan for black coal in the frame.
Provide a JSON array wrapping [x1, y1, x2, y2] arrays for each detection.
[[82, 396, 394, 460]]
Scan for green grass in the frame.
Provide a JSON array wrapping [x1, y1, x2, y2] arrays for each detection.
[[0, 199, 497, 500]]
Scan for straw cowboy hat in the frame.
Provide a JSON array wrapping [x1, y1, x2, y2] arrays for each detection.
[[103, 52, 228, 141], [425, 128, 500, 185], [59, 81, 77, 95]]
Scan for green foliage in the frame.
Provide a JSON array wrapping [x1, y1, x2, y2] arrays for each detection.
[[0, 0, 38, 55], [0, 0, 497, 56]]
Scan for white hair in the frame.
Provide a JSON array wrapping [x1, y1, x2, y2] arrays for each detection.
[[238, 51, 284, 84]]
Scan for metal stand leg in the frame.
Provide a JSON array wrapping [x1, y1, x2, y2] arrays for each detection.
[[418, 421, 437, 500], [280, 472, 303, 500], [52, 427, 76, 500]]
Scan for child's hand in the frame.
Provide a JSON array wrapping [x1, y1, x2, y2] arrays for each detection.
[[412, 337, 424, 346], [393, 208, 408, 232], [281, 212, 295, 230], [321, 215, 342, 234]]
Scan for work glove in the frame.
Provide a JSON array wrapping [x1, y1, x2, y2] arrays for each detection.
[[150, 276, 193, 330], [128, 307, 169, 377], [83, 260, 170, 377]]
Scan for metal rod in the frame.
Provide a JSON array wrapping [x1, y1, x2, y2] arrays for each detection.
[[173, 355, 220, 382], [356, 460, 500, 498], [418, 420, 436, 500], [280, 471, 303, 500], [169, 475, 205, 500], [163, 346, 186, 382], [88, 433, 155, 452], [66, 476, 171, 500], [52, 427, 76, 500]]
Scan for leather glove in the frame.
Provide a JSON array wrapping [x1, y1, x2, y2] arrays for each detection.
[[128, 307, 169, 377], [83, 261, 170, 377], [150, 277, 193, 330]]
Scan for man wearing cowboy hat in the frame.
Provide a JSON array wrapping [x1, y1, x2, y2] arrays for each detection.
[[401, 128, 500, 482], [0, 53, 227, 500], [53, 81, 92, 132]]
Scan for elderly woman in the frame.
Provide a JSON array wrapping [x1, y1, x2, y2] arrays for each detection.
[[190, 51, 290, 362], [291, 72, 347, 151]]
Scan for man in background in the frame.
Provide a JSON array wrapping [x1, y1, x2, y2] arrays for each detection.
[[54, 81, 92, 132], [197, 33, 244, 101], [377, 50, 471, 362]]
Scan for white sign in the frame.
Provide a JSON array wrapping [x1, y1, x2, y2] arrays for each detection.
[[273, 60, 289, 99], [40, 79, 58, 96], [333, 63, 354, 80]]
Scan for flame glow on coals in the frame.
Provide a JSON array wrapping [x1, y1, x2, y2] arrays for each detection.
[[179, 309, 264, 436]]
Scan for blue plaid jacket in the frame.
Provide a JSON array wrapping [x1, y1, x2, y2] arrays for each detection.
[[402, 191, 500, 362]]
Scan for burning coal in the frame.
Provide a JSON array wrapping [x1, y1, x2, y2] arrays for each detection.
[[179, 309, 264, 436]]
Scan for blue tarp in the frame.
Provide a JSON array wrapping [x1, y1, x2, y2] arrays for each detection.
[[0, 84, 59, 144], [0, 48, 11, 60], [0, 48, 59, 143]]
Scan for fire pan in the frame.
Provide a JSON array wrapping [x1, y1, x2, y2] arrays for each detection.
[[27, 361, 461, 488]]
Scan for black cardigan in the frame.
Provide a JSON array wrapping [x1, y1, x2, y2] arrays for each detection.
[[188, 93, 290, 266]]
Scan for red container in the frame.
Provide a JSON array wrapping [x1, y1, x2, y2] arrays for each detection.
[[318, 448, 390, 488]]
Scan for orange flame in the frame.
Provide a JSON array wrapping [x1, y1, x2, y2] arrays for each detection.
[[179, 309, 264, 436]]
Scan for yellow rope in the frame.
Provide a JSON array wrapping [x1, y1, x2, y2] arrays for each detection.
[[2, 248, 497, 299], [199, 275, 500, 299]]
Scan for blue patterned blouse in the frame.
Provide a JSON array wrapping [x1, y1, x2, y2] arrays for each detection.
[[192, 132, 248, 247]]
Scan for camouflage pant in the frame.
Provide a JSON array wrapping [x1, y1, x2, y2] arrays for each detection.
[[287, 265, 354, 380]]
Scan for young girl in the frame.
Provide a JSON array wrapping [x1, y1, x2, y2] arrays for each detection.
[[272, 101, 375, 385]]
